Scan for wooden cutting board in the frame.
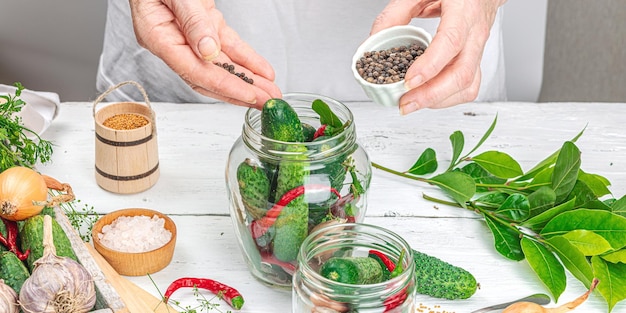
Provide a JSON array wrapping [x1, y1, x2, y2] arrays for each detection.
[[85, 243, 180, 313]]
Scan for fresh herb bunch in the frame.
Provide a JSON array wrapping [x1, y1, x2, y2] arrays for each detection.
[[373, 116, 626, 312], [1, 83, 97, 242], [0, 82, 54, 171]]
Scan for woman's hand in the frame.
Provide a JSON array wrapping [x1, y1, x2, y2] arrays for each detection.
[[372, 0, 506, 114], [129, 0, 281, 108]]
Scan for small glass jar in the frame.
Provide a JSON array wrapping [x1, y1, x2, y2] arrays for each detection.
[[293, 223, 416, 312], [226, 93, 371, 288]]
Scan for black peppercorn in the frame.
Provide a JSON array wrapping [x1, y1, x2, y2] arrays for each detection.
[[213, 62, 254, 85], [355, 43, 425, 84]]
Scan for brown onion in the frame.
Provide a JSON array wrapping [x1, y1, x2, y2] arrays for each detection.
[[0, 166, 48, 221], [19, 215, 96, 313]]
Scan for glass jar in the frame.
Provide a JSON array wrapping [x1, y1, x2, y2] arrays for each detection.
[[293, 223, 416, 312], [226, 93, 371, 288]]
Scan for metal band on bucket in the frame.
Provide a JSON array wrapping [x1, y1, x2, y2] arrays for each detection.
[[95, 163, 160, 181], [95, 132, 154, 147]]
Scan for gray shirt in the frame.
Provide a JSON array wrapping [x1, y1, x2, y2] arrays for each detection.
[[97, 0, 505, 103]]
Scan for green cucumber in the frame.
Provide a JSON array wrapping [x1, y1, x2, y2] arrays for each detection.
[[413, 249, 478, 300], [260, 98, 306, 204], [368, 252, 392, 281], [0, 251, 30, 293], [272, 145, 309, 262], [261, 98, 304, 142], [302, 123, 317, 142], [237, 158, 271, 220], [20, 214, 78, 271], [320, 256, 384, 284]]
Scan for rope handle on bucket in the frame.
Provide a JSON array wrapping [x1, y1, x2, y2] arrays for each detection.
[[93, 80, 156, 132]]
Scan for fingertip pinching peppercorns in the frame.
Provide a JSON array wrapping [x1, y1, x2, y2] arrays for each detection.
[[355, 43, 425, 84], [213, 62, 254, 84]]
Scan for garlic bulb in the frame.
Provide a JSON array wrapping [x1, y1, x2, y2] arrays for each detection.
[[0, 279, 18, 313], [19, 215, 96, 313]]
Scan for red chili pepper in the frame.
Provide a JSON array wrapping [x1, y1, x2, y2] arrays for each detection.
[[384, 286, 408, 312], [260, 251, 297, 275], [368, 250, 395, 272], [250, 184, 340, 239], [369, 249, 409, 312], [313, 125, 327, 139], [0, 218, 29, 260], [164, 277, 244, 310]]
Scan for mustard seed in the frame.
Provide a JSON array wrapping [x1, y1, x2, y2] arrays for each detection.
[[103, 113, 149, 130]]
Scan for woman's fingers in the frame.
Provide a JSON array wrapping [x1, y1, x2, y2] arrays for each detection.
[[129, 0, 280, 106]]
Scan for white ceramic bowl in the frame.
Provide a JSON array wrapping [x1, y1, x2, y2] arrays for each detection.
[[352, 25, 432, 107]]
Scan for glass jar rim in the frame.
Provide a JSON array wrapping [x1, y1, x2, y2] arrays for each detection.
[[241, 93, 358, 162], [296, 222, 415, 298]]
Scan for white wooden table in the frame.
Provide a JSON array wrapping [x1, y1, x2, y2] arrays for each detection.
[[38, 100, 626, 313]]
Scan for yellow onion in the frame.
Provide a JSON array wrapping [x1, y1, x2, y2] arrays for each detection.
[[0, 279, 18, 313], [0, 166, 48, 221], [19, 215, 96, 313]]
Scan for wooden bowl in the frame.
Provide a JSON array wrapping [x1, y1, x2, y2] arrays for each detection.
[[92, 208, 177, 276]]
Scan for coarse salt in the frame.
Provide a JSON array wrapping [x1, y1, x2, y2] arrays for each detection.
[[97, 214, 172, 253]]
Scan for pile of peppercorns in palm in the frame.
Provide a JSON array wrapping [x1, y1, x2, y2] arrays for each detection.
[[214, 62, 254, 84], [355, 43, 425, 84]]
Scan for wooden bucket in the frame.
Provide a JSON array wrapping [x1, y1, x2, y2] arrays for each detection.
[[93, 81, 159, 194]]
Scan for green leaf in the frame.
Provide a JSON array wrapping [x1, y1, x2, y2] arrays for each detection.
[[459, 163, 507, 193], [528, 186, 557, 217], [562, 229, 613, 256], [528, 166, 554, 190], [406, 148, 438, 175], [483, 213, 524, 261], [428, 171, 475, 208], [611, 196, 626, 217], [567, 180, 603, 209], [312, 99, 342, 128], [546, 236, 594, 287], [447, 130, 464, 170], [522, 198, 576, 231], [541, 209, 626, 250], [475, 192, 509, 209], [465, 114, 498, 157], [495, 194, 530, 222], [521, 237, 566, 302], [551, 141, 581, 203], [602, 249, 626, 264], [579, 170, 612, 198], [516, 126, 586, 182], [472, 151, 523, 179], [592, 256, 626, 312]]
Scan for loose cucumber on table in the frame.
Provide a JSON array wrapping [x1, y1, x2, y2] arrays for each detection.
[[412, 249, 478, 300]]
